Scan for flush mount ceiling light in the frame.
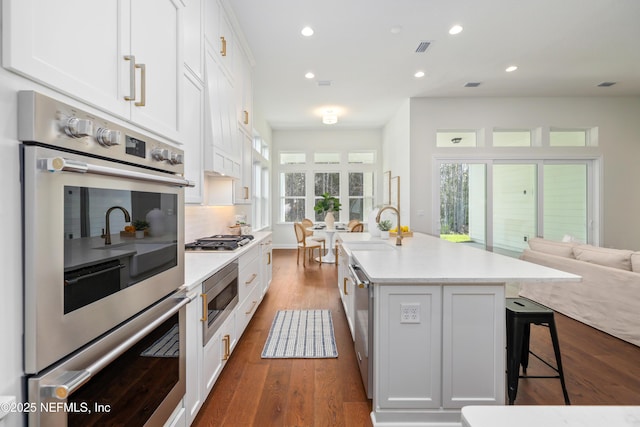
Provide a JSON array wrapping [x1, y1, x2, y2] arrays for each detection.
[[449, 24, 463, 35], [505, 65, 518, 72], [322, 112, 338, 125], [414, 71, 425, 78], [301, 26, 314, 37], [305, 72, 315, 79]]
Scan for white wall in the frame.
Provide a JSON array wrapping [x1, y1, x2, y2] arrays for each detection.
[[271, 128, 382, 247], [408, 96, 640, 250], [382, 99, 411, 228]]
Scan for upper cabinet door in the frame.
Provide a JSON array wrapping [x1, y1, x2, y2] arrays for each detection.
[[2, 0, 130, 118], [3, 0, 183, 143], [204, 0, 235, 81], [130, 0, 183, 142]]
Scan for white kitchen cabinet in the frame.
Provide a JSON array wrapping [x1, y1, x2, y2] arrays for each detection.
[[260, 237, 273, 298], [184, 288, 203, 426], [202, 310, 236, 398], [204, 44, 240, 178], [238, 245, 261, 303], [337, 243, 355, 340], [204, 0, 236, 81], [234, 132, 253, 204], [376, 285, 443, 410], [3, 0, 183, 142], [183, 69, 205, 204], [374, 283, 505, 419], [236, 46, 253, 134], [183, 0, 204, 81]]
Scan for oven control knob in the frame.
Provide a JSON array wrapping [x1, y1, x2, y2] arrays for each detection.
[[64, 117, 93, 138], [169, 152, 184, 165], [96, 128, 121, 147], [151, 148, 169, 161]]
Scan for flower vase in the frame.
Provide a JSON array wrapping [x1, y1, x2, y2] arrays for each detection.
[[324, 211, 335, 229], [380, 230, 389, 239]]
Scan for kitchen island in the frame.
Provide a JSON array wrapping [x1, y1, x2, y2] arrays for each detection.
[[343, 232, 580, 427]]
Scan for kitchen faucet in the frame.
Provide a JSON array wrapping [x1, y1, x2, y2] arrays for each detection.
[[102, 206, 131, 245], [376, 205, 403, 246]]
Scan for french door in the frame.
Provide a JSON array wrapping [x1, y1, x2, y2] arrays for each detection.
[[436, 158, 596, 255]]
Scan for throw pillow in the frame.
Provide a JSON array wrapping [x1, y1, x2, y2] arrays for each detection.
[[528, 237, 576, 258], [573, 245, 634, 271]]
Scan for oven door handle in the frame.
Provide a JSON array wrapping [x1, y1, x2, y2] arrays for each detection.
[[44, 157, 196, 187], [41, 295, 190, 400], [348, 264, 371, 288]]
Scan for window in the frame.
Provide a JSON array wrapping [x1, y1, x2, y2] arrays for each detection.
[[314, 172, 340, 221], [436, 131, 477, 147], [280, 172, 306, 222], [348, 172, 374, 221], [252, 162, 270, 230], [493, 130, 531, 147], [550, 129, 587, 147], [314, 152, 340, 164], [348, 152, 375, 164], [280, 152, 306, 164]]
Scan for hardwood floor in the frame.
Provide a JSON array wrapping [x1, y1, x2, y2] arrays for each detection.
[[193, 249, 640, 426]]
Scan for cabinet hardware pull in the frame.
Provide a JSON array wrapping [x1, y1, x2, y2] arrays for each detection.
[[220, 36, 227, 56], [245, 273, 257, 285], [222, 334, 230, 360], [267, 252, 271, 265], [245, 300, 257, 315], [243, 186, 249, 200], [135, 63, 146, 107], [124, 55, 136, 101], [343, 277, 348, 295], [243, 110, 249, 125], [201, 294, 208, 322]]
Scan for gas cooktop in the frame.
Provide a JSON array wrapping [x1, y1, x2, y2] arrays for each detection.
[[185, 234, 254, 251]]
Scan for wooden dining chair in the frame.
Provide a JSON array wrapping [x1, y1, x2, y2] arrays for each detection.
[[347, 219, 360, 231], [350, 222, 364, 232], [294, 222, 322, 267], [301, 218, 326, 253]]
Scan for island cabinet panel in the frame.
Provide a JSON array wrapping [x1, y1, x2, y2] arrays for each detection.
[[376, 285, 443, 409], [442, 285, 505, 408]]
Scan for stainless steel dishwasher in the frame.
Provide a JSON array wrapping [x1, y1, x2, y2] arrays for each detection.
[[350, 262, 373, 399]]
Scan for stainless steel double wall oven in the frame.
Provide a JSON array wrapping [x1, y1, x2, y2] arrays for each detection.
[[19, 91, 193, 426]]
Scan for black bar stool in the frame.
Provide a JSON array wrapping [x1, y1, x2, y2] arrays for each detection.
[[505, 297, 570, 405]]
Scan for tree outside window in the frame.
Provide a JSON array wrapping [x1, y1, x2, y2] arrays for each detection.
[[348, 172, 373, 221], [280, 172, 306, 222]]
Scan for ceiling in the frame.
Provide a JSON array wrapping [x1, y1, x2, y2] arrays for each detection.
[[227, 0, 640, 130]]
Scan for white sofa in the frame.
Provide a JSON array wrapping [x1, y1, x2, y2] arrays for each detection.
[[519, 238, 640, 347]]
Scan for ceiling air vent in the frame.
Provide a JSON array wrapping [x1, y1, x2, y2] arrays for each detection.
[[317, 80, 332, 87], [464, 82, 481, 87], [415, 41, 432, 53], [597, 81, 616, 87]]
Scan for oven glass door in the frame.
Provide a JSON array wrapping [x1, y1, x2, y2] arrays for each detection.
[[28, 296, 187, 427], [23, 145, 185, 374]]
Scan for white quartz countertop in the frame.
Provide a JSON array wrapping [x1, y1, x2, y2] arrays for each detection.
[[461, 405, 640, 427], [183, 231, 271, 290], [345, 232, 580, 284]]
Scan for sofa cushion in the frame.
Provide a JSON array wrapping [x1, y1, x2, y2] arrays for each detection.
[[573, 244, 634, 271], [631, 252, 640, 273], [528, 238, 576, 258]]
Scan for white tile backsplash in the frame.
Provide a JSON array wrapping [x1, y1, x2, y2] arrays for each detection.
[[184, 205, 237, 242]]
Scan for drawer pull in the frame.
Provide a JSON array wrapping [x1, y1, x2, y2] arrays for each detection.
[[245, 273, 258, 285], [245, 300, 257, 315]]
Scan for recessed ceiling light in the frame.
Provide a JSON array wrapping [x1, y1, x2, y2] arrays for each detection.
[[449, 25, 463, 35], [505, 65, 518, 72], [414, 71, 425, 78], [305, 72, 315, 79], [390, 25, 403, 35], [597, 81, 616, 87], [464, 82, 481, 87], [301, 26, 314, 37]]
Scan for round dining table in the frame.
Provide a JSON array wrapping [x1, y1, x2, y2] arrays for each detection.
[[306, 226, 346, 263]]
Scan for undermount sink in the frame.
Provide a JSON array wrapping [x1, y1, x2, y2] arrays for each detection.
[[95, 242, 177, 277]]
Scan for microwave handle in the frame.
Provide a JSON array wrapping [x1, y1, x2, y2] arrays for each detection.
[[41, 295, 190, 400], [44, 157, 195, 187]]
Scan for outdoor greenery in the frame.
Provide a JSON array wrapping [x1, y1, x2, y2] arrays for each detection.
[[440, 234, 471, 243], [440, 163, 469, 235]]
